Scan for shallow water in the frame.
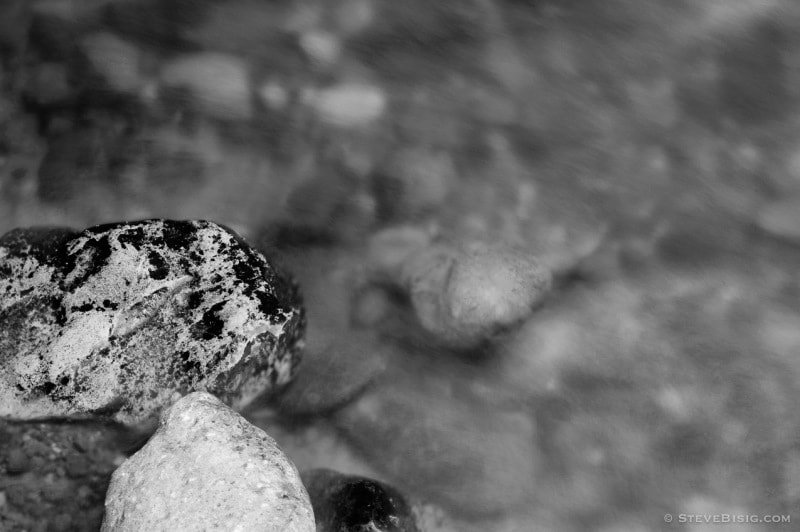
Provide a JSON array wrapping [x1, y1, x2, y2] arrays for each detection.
[[2, 0, 800, 530]]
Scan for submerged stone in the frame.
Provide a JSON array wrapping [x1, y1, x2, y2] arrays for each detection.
[[302, 468, 419, 532], [0, 219, 304, 424]]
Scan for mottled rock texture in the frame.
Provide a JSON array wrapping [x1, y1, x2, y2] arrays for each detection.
[[0, 219, 304, 424], [302, 468, 419, 532], [0, 417, 134, 532], [101, 392, 315, 532]]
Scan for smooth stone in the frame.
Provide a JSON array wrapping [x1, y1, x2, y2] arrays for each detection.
[[302, 468, 419, 532], [275, 331, 388, 416], [159, 52, 253, 120], [756, 197, 800, 243], [101, 392, 314, 532], [303, 83, 387, 128], [80, 32, 146, 95], [401, 242, 551, 348], [366, 226, 433, 282], [0, 220, 304, 424]]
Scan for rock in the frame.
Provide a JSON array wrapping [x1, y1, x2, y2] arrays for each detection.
[[401, 242, 551, 348], [299, 30, 342, 67], [302, 468, 419, 532], [0, 219, 304, 424], [80, 32, 146, 95], [334, 371, 539, 515], [275, 331, 388, 416], [303, 82, 387, 127], [159, 52, 253, 121], [101, 392, 314, 532], [0, 417, 132, 532], [366, 226, 433, 282], [756, 197, 800, 243]]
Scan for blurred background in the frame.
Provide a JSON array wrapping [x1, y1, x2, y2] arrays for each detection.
[[3, 0, 800, 530]]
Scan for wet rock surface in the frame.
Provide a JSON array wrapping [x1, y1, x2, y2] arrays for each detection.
[[0, 219, 304, 424], [302, 468, 419, 532], [101, 392, 314, 532], [0, 417, 133, 532]]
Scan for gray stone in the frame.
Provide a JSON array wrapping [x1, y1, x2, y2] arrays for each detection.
[[401, 242, 551, 348], [101, 392, 314, 532], [0, 219, 304, 424]]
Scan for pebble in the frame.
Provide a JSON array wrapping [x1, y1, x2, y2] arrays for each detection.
[[366, 225, 433, 281], [756, 196, 800, 243], [299, 30, 342, 67], [80, 32, 146, 95], [101, 392, 314, 532], [303, 82, 387, 127], [302, 468, 419, 532], [159, 52, 253, 121], [275, 331, 388, 416], [0, 220, 304, 424], [401, 242, 552, 348]]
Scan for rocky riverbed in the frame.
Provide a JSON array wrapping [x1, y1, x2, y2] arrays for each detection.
[[3, 1, 800, 531]]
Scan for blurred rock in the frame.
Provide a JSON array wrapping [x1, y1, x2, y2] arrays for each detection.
[[302, 468, 419, 532], [333, 0, 376, 36], [81, 32, 146, 95], [756, 196, 800, 243], [300, 29, 342, 68], [366, 225, 434, 281], [335, 372, 539, 515], [275, 331, 388, 416], [101, 392, 314, 532], [0, 220, 304, 424], [160, 52, 253, 120], [303, 82, 387, 127], [401, 242, 551, 348], [0, 417, 133, 532]]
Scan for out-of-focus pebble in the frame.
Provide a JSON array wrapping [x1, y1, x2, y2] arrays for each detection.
[[402, 242, 552, 347], [334, 0, 375, 35], [160, 52, 253, 120], [366, 225, 433, 280], [303, 82, 387, 127], [756, 197, 800, 243], [258, 80, 290, 110], [81, 32, 145, 95], [300, 30, 342, 67]]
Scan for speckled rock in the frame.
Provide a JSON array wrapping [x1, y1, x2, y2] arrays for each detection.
[[302, 469, 419, 532], [101, 392, 314, 532], [0, 219, 304, 424], [401, 242, 552, 348]]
